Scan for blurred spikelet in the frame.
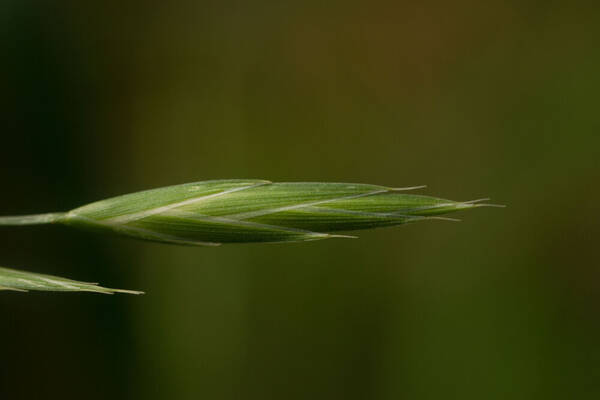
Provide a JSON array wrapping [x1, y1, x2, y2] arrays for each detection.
[[0, 266, 142, 294]]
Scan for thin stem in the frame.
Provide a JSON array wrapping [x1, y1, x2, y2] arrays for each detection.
[[0, 212, 65, 226]]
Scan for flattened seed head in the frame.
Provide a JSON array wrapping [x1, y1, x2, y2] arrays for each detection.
[[56, 180, 498, 245]]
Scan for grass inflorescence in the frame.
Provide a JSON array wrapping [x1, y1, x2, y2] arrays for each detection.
[[0, 180, 501, 245], [0, 179, 502, 294]]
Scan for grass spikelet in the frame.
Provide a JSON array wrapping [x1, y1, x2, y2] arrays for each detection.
[[0, 266, 143, 294], [0, 179, 501, 246]]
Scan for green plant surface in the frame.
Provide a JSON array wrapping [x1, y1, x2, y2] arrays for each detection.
[[0, 180, 500, 293], [0, 180, 500, 246], [0, 266, 143, 294]]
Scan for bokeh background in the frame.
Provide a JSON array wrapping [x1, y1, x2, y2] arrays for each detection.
[[1, 1, 599, 399]]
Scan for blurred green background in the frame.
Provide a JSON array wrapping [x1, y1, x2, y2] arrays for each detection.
[[1, 1, 599, 399]]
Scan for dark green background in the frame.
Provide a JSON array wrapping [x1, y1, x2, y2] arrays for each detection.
[[1, 1, 599, 399]]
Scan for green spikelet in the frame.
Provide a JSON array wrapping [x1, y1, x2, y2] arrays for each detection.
[[0, 266, 142, 294], [0, 179, 501, 246]]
